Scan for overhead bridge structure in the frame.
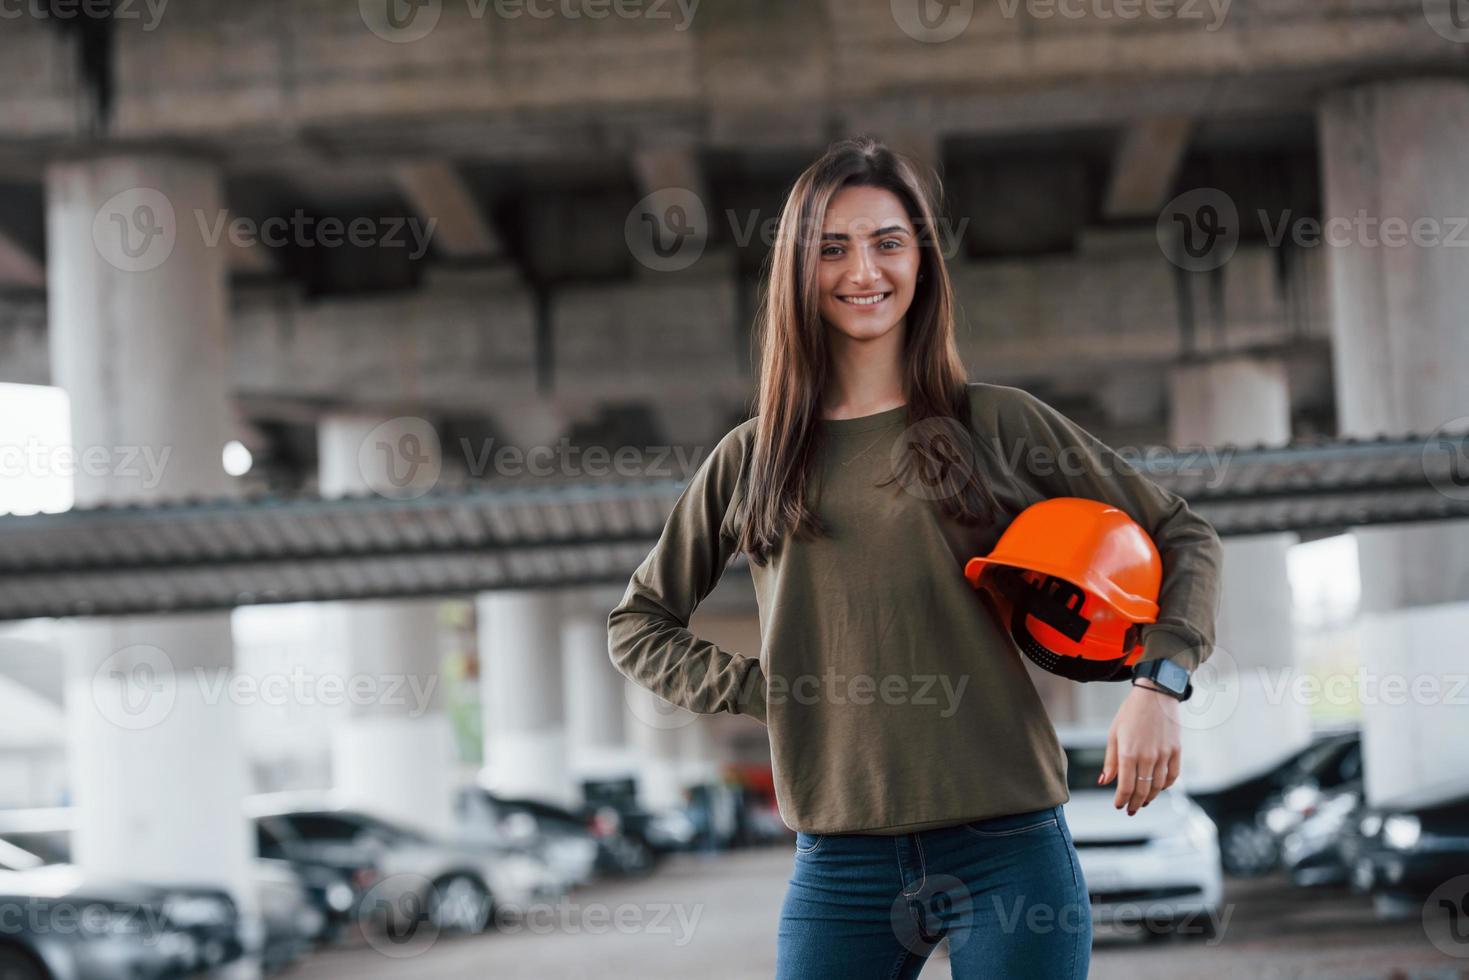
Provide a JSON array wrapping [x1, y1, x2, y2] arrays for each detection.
[[0, 433, 1461, 622]]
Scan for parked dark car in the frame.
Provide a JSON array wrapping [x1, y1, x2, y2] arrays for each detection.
[[1188, 729, 1361, 877], [455, 788, 600, 888], [0, 865, 239, 980], [255, 819, 373, 944], [250, 801, 563, 936], [1347, 794, 1469, 916], [0, 826, 261, 975], [1279, 781, 1365, 887]]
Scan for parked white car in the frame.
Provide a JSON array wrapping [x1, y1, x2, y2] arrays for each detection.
[[1058, 728, 1224, 939]]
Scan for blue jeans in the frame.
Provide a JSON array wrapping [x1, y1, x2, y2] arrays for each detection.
[[776, 804, 1091, 979]]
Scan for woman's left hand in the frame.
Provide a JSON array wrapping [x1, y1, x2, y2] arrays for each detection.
[[1098, 679, 1182, 816]]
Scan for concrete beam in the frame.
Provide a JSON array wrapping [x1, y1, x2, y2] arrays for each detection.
[[392, 159, 501, 261], [0, 229, 43, 289], [1105, 115, 1193, 219]]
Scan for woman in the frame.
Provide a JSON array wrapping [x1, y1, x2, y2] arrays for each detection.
[[607, 135, 1223, 978]]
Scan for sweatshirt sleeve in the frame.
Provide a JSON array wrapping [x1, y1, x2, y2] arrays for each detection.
[[606, 423, 769, 725], [978, 384, 1225, 673]]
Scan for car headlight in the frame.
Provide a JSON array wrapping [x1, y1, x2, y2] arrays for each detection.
[[1284, 783, 1322, 814], [162, 893, 234, 928], [325, 881, 355, 913], [1157, 812, 1216, 853], [1382, 815, 1420, 851], [1264, 804, 1295, 835], [1359, 813, 1382, 838]]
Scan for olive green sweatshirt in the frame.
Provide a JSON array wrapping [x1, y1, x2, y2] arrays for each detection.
[[606, 381, 1223, 835]]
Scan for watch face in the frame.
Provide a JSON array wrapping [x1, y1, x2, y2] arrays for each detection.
[[1154, 658, 1188, 693]]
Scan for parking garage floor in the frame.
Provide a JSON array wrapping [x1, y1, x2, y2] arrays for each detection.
[[290, 847, 1465, 979]]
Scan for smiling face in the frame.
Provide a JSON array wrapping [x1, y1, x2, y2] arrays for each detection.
[[816, 184, 922, 344]]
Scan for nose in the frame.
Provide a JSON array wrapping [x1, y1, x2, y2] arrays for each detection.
[[847, 242, 880, 286]]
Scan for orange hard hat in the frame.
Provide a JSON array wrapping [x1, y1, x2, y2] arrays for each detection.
[[964, 497, 1162, 682]]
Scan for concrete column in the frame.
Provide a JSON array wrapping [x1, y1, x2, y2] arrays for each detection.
[[318, 414, 456, 836], [679, 715, 725, 788], [475, 590, 573, 807], [1166, 355, 1312, 792], [1319, 79, 1469, 808], [623, 681, 689, 811], [46, 153, 261, 972], [561, 587, 637, 794]]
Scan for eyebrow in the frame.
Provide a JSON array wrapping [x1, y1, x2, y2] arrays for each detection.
[[820, 225, 911, 241]]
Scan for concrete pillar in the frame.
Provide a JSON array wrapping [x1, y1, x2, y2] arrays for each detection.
[[46, 153, 261, 972], [318, 414, 456, 836], [1318, 79, 1469, 808], [475, 590, 573, 807], [679, 715, 724, 788], [561, 587, 637, 796], [623, 681, 690, 811], [1166, 355, 1312, 792]]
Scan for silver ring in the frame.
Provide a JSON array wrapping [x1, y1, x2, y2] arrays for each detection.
[[1136, 775, 1153, 781]]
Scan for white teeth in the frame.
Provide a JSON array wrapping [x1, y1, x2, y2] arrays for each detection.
[[840, 293, 888, 306]]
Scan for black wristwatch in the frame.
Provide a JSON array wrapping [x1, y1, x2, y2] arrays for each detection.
[[1131, 658, 1193, 702]]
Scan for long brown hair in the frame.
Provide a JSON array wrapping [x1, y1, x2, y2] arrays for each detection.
[[737, 134, 1002, 565]]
